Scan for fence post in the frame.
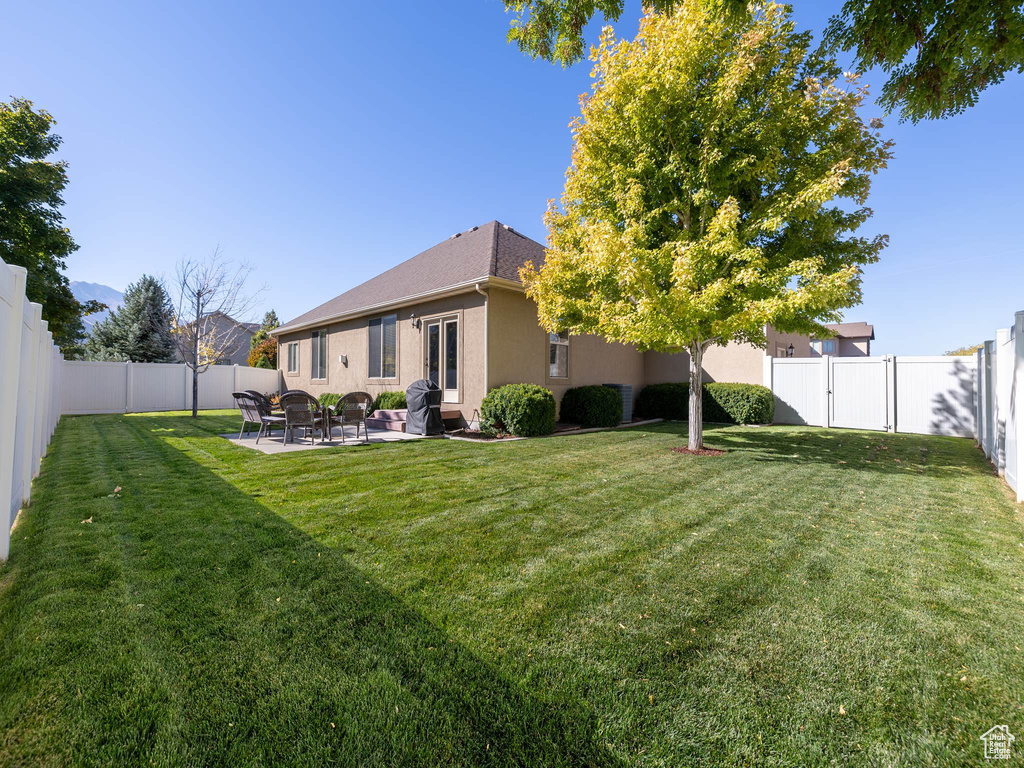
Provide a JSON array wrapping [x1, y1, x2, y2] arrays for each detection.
[[183, 364, 190, 411], [1014, 312, 1024, 503], [995, 328, 1011, 475], [0, 266, 27, 562], [233, 364, 240, 393], [32, 322, 50, 479], [19, 303, 42, 505], [886, 355, 897, 432], [822, 355, 832, 428], [126, 361, 134, 413]]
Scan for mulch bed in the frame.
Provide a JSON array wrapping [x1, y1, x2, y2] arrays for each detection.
[[671, 446, 726, 457]]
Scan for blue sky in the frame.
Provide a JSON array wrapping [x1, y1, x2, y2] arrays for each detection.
[[4, 0, 1022, 354]]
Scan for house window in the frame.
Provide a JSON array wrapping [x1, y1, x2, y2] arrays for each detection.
[[311, 329, 327, 380], [368, 314, 397, 378], [812, 339, 835, 355], [549, 331, 569, 378], [286, 342, 299, 373]]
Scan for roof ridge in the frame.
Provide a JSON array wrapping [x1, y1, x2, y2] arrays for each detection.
[[489, 220, 500, 277]]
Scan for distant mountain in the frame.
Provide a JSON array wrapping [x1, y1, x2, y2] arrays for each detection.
[[70, 281, 124, 332]]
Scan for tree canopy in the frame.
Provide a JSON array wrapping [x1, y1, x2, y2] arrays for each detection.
[[521, 2, 892, 448], [502, 0, 1024, 121], [248, 309, 279, 369], [0, 98, 101, 353], [84, 275, 176, 362]]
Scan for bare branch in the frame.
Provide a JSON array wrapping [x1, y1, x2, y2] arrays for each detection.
[[168, 247, 267, 416]]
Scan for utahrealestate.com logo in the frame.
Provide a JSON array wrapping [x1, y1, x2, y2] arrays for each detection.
[[981, 725, 1015, 760]]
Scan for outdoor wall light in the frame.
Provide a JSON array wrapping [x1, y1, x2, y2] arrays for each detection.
[[410, 313, 421, 330], [338, 354, 348, 366], [787, 344, 795, 357]]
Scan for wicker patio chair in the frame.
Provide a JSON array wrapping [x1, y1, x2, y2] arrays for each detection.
[[327, 391, 374, 444], [279, 390, 327, 445], [245, 390, 277, 416], [233, 391, 286, 443]]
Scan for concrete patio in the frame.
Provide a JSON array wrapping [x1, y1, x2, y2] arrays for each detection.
[[222, 424, 438, 454]]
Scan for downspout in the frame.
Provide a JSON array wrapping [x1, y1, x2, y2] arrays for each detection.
[[475, 282, 488, 430]]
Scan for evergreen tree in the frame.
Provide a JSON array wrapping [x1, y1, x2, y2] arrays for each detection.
[[84, 275, 176, 362], [260, 309, 279, 330], [248, 308, 279, 368]]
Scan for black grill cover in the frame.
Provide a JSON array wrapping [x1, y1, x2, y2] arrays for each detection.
[[406, 379, 444, 435]]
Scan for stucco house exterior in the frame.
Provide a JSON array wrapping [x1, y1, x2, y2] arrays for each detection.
[[811, 322, 875, 357], [271, 221, 846, 427]]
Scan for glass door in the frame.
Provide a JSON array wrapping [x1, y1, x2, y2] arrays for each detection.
[[425, 317, 458, 402]]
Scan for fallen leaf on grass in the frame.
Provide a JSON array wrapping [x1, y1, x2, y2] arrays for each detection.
[[80, 517, 93, 524], [839, 705, 846, 716]]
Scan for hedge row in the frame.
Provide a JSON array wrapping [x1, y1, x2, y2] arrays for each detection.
[[318, 390, 406, 414], [480, 384, 556, 437], [560, 385, 622, 428], [634, 382, 774, 424]]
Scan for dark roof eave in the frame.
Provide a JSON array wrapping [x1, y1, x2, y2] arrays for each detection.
[[270, 276, 524, 337]]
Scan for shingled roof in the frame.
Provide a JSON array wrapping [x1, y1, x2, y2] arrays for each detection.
[[276, 221, 545, 334], [825, 322, 875, 340]]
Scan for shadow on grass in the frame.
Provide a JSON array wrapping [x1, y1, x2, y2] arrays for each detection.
[[2, 413, 623, 767], [623, 420, 985, 479]]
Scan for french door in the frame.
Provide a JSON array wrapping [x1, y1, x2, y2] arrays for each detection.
[[425, 317, 458, 403]]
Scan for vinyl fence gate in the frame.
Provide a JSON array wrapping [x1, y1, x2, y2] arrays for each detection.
[[766, 355, 976, 437]]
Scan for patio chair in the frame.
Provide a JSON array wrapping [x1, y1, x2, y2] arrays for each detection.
[[279, 390, 327, 445], [326, 391, 374, 444], [232, 392, 286, 443], [245, 390, 277, 415]]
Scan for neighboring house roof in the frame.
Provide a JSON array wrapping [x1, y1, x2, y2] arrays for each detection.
[[824, 321, 875, 340], [275, 221, 545, 335]]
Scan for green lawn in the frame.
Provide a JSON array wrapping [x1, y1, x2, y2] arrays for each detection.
[[1, 412, 1022, 766]]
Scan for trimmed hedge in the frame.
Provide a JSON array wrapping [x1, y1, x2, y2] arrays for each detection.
[[318, 392, 342, 408], [371, 390, 406, 414], [560, 385, 622, 428], [480, 384, 556, 437], [319, 390, 407, 415], [635, 382, 774, 424]]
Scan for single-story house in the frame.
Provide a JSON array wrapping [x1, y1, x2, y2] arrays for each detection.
[[271, 221, 838, 427], [811, 322, 875, 357]]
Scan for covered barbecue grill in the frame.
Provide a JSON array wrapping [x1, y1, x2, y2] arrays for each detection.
[[405, 379, 445, 435]]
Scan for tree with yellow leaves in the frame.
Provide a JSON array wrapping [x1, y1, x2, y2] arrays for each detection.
[[521, 2, 893, 450]]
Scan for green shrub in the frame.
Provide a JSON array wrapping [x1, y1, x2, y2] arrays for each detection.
[[480, 384, 556, 437], [634, 382, 774, 424], [371, 390, 407, 414], [704, 383, 774, 424], [318, 392, 342, 408], [560, 386, 622, 428], [634, 383, 689, 421]]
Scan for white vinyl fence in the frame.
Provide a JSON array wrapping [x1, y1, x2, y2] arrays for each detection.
[[765, 354, 976, 437], [60, 361, 282, 415], [974, 312, 1024, 501], [0, 259, 63, 562], [765, 310, 1024, 503]]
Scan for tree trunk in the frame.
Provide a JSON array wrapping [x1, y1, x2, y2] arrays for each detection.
[[192, 296, 200, 418], [688, 342, 703, 450]]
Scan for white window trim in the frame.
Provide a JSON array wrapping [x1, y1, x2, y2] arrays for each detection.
[[368, 314, 398, 380], [549, 331, 569, 379], [311, 329, 328, 381]]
